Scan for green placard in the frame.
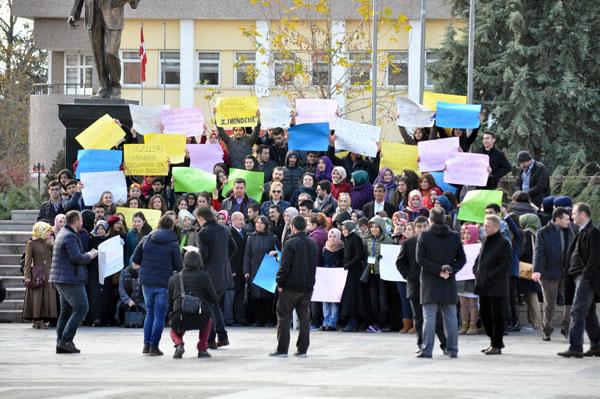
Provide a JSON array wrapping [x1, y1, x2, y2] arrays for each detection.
[[221, 168, 265, 202], [172, 167, 216, 194], [457, 189, 503, 224]]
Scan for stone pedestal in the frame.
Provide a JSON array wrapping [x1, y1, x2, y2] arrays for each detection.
[[58, 98, 138, 172]]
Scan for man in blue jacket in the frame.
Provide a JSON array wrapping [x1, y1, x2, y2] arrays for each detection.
[[49, 210, 98, 354]]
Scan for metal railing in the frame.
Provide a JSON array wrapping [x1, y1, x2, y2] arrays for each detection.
[[31, 83, 93, 95]]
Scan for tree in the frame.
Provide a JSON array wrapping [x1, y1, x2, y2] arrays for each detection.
[[429, 0, 600, 170], [0, 0, 47, 188]]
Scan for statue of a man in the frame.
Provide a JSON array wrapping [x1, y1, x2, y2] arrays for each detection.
[[67, 0, 140, 98]]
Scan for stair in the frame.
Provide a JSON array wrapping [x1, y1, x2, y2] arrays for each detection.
[[0, 210, 37, 323]]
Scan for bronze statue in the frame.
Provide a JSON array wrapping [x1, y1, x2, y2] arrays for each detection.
[[68, 0, 140, 98]]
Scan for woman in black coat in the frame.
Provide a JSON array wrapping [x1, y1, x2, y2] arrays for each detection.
[[243, 215, 278, 326], [168, 251, 219, 359], [340, 220, 366, 332]]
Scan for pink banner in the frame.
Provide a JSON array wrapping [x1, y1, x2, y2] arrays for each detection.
[[295, 99, 338, 127], [186, 144, 224, 173], [311, 267, 348, 303], [456, 243, 481, 281], [444, 152, 490, 187], [417, 136, 459, 172], [160, 107, 205, 137]]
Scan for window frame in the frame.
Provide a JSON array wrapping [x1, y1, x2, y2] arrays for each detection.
[[311, 55, 331, 87], [348, 51, 372, 86], [385, 50, 409, 88], [196, 51, 221, 88], [158, 50, 181, 87], [64, 52, 93, 95], [120, 50, 142, 87], [234, 51, 256, 88], [272, 51, 295, 87], [424, 50, 439, 89]]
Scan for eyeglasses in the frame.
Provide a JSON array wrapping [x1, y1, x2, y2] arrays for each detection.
[[272, 190, 282, 193]]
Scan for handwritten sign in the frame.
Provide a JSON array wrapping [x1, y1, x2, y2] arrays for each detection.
[[186, 144, 224, 173], [417, 137, 459, 172], [172, 167, 217, 193], [123, 144, 169, 176], [117, 207, 162, 229], [422, 92, 467, 111], [75, 114, 125, 149], [129, 104, 170, 135], [215, 96, 259, 128], [436, 102, 482, 129], [295, 98, 338, 127], [258, 96, 292, 128], [144, 133, 186, 164], [76, 149, 122, 179], [444, 153, 490, 187], [160, 107, 205, 137], [311, 268, 348, 303], [380, 142, 420, 173], [396, 97, 435, 127], [288, 123, 330, 151], [98, 235, 124, 285], [80, 171, 127, 206], [457, 190, 503, 224], [379, 244, 406, 282], [334, 118, 381, 157], [456, 243, 481, 281], [220, 168, 264, 202]]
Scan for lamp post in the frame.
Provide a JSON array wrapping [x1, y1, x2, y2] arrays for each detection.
[[30, 163, 47, 194]]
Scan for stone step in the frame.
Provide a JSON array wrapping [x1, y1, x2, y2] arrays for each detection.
[[0, 265, 22, 276], [0, 243, 26, 255], [1, 276, 24, 288], [5, 287, 25, 300], [0, 310, 23, 323], [0, 254, 21, 265], [0, 232, 31, 243], [0, 300, 23, 311], [0, 221, 34, 232], [11, 210, 39, 222]]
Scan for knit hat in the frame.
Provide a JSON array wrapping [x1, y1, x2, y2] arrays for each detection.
[[107, 215, 120, 227], [95, 220, 109, 230], [516, 151, 532, 163], [554, 196, 573, 209], [541, 196, 556, 213]]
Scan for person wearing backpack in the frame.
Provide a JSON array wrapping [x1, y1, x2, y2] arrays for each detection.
[[168, 251, 219, 359]]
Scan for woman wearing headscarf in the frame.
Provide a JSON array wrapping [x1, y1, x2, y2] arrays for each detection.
[[518, 213, 543, 330], [53, 214, 66, 238], [374, 168, 397, 203], [177, 209, 197, 250], [402, 190, 430, 222], [331, 166, 352, 200], [281, 207, 299, 245], [321, 228, 344, 331], [216, 210, 229, 226], [316, 156, 334, 182], [23, 222, 58, 329], [458, 224, 481, 335], [340, 220, 366, 332], [349, 170, 374, 211]]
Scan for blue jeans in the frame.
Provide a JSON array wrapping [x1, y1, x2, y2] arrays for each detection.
[[322, 302, 340, 329], [55, 284, 89, 345], [142, 285, 168, 347], [396, 282, 413, 320], [422, 303, 458, 357], [569, 275, 600, 353]]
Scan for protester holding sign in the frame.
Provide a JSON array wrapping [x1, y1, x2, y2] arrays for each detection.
[[216, 108, 261, 169], [476, 132, 512, 189]]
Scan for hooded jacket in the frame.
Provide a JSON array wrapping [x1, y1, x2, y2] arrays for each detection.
[[283, 150, 305, 199], [362, 217, 394, 275], [131, 228, 182, 288]]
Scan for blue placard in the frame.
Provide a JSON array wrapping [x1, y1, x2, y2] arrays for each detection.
[[252, 253, 280, 293], [430, 171, 458, 195], [288, 123, 330, 151], [435, 102, 481, 129], [76, 149, 122, 179]]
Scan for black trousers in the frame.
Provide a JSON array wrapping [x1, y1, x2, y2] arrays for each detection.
[[409, 295, 447, 350], [480, 295, 505, 349], [276, 290, 311, 354]]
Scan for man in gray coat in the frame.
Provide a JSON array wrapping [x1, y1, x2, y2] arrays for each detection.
[[416, 208, 466, 358]]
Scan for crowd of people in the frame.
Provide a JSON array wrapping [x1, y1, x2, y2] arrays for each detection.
[[20, 114, 600, 360]]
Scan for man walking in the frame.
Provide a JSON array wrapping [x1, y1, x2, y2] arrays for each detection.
[[49, 210, 97, 354], [558, 203, 600, 358], [533, 207, 575, 341], [270, 216, 317, 358], [416, 208, 466, 358]]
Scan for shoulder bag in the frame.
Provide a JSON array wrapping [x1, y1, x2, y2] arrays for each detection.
[[519, 235, 536, 280], [179, 272, 202, 315]]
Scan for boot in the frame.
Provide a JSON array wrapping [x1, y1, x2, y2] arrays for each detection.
[[459, 321, 469, 335], [407, 325, 416, 334], [467, 299, 479, 335], [466, 322, 478, 335], [399, 319, 412, 333]]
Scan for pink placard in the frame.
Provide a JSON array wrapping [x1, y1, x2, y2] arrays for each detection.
[[311, 267, 348, 303], [295, 98, 338, 127], [456, 243, 481, 281], [160, 107, 205, 137], [186, 144, 224, 173], [417, 136, 460, 172], [444, 152, 490, 187]]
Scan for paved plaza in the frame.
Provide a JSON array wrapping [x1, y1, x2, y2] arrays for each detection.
[[0, 324, 599, 398]]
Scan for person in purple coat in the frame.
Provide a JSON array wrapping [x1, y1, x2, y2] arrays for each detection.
[[349, 170, 374, 211]]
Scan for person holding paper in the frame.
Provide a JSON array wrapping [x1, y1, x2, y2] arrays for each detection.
[[398, 126, 433, 146], [320, 228, 345, 331], [85, 220, 110, 327], [265, 127, 289, 167], [282, 151, 305, 200], [49, 211, 98, 354], [476, 132, 511, 189], [216, 109, 261, 169], [327, 136, 380, 183], [473, 215, 512, 355], [457, 224, 481, 335]]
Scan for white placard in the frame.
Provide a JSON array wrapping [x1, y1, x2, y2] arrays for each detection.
[[311, 267, 348, 303], [80, 171, 128, 206], [456, 243, 481, 281], [259, 96, 292, 128], [379, 244, 406, 282], [97, 235, 124, 285], [334, 118, 381, 157], [396, 97, 435, 127], [129, 104, 170, 135]]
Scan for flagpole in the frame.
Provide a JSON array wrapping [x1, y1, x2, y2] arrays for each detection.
[[140, 21, 144, 105], [163, 21, 166, 105]]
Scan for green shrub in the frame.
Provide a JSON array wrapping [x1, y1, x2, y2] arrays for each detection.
[[0, 184, 42, 220]]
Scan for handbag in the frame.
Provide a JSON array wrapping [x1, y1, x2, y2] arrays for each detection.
[[519, 234, 536, 280], [179, 272, 202, 315], [26, 264, 46, 289], [124, 305, 145, 328]]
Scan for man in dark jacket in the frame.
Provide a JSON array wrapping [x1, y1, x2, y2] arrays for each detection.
[[63, 179, 85, 212], [220, 178, 259, 219], [474, 215, 512, 355], [476, 132, 511, 189], [217, 112, 261, 169], [266, 127, 288, 167], [49, 210, 97, 354], [416, 208, 466, 358], [132, 215, 182, 356], [533, 207, 575, 341], [558, 203, 600, 358], [38, 180, 65, 225], [397, 216, 447, 354], [229, 211, 248, 325], [271, 216, 318, 357], [283, 150, 305, 200], [363, 183, 396, 219], [196, 208, 238, 348], [515, 151, 550, 207], [314, 180, 338, 217], [257, 145, 278, 183]]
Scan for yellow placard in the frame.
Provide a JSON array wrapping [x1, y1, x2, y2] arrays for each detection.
[[123, 144, 169, 176], [116, 207, 162, 229], [380, 142, 420, 174], [144, 133, 186, 164], [75, 114, 126, 149], [422, 92, 467, 111], [215, 96, 259, 128]]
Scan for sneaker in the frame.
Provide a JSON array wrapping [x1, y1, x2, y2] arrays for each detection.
[[269, 351, 288, 358], [56, 341, 80, 354], [198, 351, 212, 358], [173, 344, 185, 359], [294, 352, 307, 358], [366, 325, 377, 333], [149, 347, 164, 356]]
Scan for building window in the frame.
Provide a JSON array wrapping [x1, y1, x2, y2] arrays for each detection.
[[234, 52, 255, 86], [425, 50, 439, 88], [348, 51, 371, 85], [121, 51, 141, 85], [386, 51, 408, 87], [197, 52, 220, 86], [311, 56, 331, 87], [273, 52, 294, 86], [159, 51, 180, 85], [64, 53, 93, 95]]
